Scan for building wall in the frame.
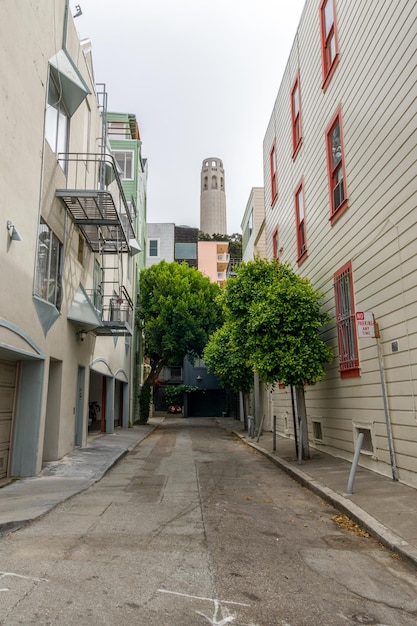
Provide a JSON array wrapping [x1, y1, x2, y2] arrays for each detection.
[[0, 0, 138, 477], [198, 241, 229, 286], [174, 225, 199, 268], [146, 223, 175, 266], [241, 187, 266, 261], [262, 0, 417, 485]]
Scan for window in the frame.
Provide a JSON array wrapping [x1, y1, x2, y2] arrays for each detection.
[[248, 209, 253, 237], [113, 150, 134, 180], [211, 175, 218, 189], [326, 109, 348, 223], [291, 76, 302, 157], [320, 0, 339, 89], [272, 227, 280, 260], [243, 209, 254, 250], [45, 72, 69, 165], [175, 242, 197, 260], [295, 182, 307, 263], [148, 239, 159, 257], [203, 176, 208, 190], [270, 142, 277, 205], [334, 261, 360, 377], [34, 220, 63, 310]]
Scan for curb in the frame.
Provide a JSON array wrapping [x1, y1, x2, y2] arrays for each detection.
[[234, 431, 417, 570]]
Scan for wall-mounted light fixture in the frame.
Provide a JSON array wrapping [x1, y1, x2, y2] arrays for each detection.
[[7, 220, 23, 241], [196, 375, 203, 383], [73, 4, 82, 18], [76, 330, 88, 342]]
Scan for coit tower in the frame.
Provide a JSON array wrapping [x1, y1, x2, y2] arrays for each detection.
[[200, 157, 227, 235]]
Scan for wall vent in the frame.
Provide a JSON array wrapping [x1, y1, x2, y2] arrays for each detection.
[[312, 420, 323, 441], [355, 426, 374, 454]]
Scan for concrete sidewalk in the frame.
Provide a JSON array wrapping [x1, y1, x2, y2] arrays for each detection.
[[0, 418, 163, 535], [1, 415, 417, 571], [217, 417, 417, 569]]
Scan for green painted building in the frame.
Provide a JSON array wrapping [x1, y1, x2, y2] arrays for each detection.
[[107, 112, 148, 421]]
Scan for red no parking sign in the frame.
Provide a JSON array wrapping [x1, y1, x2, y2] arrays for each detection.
[[355, 311, 375, 338]]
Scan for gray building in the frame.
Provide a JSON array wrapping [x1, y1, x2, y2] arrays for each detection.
[[146, 223, 198, 268]]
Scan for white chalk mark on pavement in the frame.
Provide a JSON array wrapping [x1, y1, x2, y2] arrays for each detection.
[[0, 570, 48, 592], [158, 588, 252, 625]]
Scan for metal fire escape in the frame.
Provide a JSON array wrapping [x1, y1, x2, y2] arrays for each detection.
[[57, 84, 136, 336]]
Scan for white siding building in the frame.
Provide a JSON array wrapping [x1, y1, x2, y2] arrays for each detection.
[[241, 187, 266, 262], [0, 1, 143, 480], [263, 0, 417, 486]]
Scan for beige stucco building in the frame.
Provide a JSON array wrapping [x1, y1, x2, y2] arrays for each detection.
[[0, 1, 145, 480], [262, 0, 417, 486]]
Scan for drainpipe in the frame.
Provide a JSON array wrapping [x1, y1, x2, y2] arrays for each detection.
[[63, 0, 70, 49]]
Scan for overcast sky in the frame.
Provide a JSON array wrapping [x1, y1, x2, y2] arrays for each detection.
[[71, 0, 306, 234]]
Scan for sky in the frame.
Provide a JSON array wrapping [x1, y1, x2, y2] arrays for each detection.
[[70, 0, 306, 234]]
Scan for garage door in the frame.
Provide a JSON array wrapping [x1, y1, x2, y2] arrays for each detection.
[[0, 360, 17, 480]]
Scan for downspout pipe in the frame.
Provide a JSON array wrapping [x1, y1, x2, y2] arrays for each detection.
[[63, 0, 70, 50]]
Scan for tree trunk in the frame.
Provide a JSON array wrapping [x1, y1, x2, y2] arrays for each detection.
[[295, 385, 310, 460], [138, 360, 164, 423]]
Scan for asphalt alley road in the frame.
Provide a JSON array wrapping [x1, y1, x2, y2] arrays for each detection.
[[1, 418, 417, 626]]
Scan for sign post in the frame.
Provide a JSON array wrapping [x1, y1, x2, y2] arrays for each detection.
[[355, 311, 398, 480]]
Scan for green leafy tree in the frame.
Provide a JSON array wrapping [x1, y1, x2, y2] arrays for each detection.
[[164, 384, 200, 407], [219, 258, 334, 456], [204, 323, 253, 394], [137, 261, 222, 422], [204, 321, 254, 424]]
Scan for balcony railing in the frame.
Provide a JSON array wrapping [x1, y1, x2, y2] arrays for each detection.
[[86, 285, 134, 336], [56, 153, 135, 254]]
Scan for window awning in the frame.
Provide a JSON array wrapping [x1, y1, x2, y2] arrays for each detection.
[[129, 238, 142, 255], [48, 49, 90, 117]]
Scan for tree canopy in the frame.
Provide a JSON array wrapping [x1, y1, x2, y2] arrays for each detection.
[[204, 257, 334, 455], [137, 261, 222, 421], [203, 322, 254, 394], [219, 258, 333, 387]]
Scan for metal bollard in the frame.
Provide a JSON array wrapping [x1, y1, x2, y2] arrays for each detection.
[[247, 415, 255, 438], [346, 432, 364, 495]]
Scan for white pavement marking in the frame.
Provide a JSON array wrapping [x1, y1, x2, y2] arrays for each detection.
[[158, 588, 253, 625], [0, 570, 48, 592]]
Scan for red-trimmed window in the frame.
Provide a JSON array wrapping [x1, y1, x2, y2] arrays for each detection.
[[334, 261, 360, 377], [272, 226, 279, 260], [326, 108, 348, 224], [320, 0, 339, 89], [295, 182, 307, 263], [270, 142, 277, 205], [291, 76, 302, 157]]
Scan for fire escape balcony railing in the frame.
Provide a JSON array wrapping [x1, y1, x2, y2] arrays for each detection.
[[56, 152, 135, 254], [87, 285, 134, 337]]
